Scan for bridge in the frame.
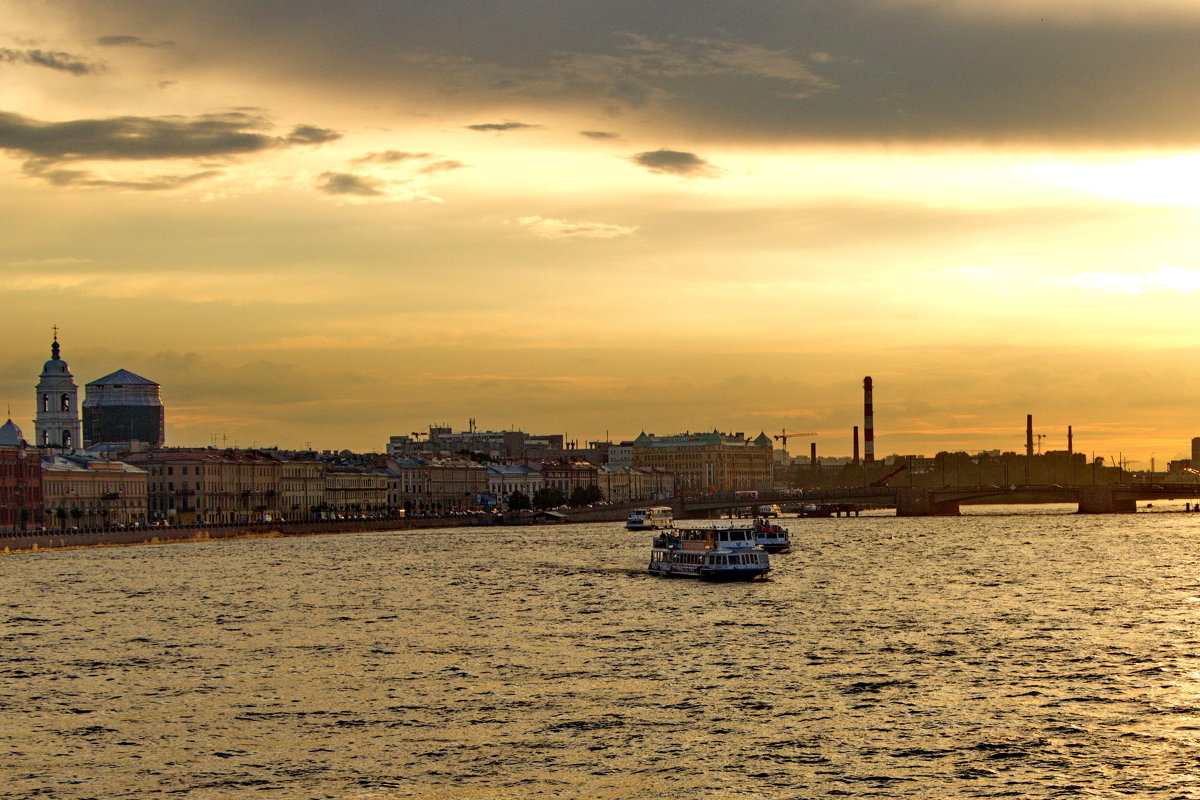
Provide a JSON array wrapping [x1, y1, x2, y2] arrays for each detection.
[[566, 483, 1200, 522]]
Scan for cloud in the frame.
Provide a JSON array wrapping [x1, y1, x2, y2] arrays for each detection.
[[317, 171, 386, 197], [3, 257, 91, 268], [517, 216, 639, 239], [0, 110, 339, 164], [581, 130, 620, 140], [0, 48, 104, 75], [29, 3, 1200, 144], [284, 124, 341, 145], [465, 121, 542, 132], [1064, 265, 1200, 294], [0, 110, 340, 189], [418, 159, 466, 174], [630, 149, 718, 177], [22, 161, 222, 191], [353, 150, 434, 164], [0, 269, 344, 305], [96, 34, 175, 48]]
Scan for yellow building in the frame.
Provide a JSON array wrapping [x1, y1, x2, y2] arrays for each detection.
[[631, 431, 773, 494], [42, 453, 148, 528], [324, 466, 389, 517], [388, 457, 487, 514], [126, 448, 282, 524], [281, 459, 326, 520]]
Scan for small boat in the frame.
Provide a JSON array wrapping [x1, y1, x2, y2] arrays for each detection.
[[752, 517, 791, 553], [648, 524, 770, 581], [626, 505, 674, 531]]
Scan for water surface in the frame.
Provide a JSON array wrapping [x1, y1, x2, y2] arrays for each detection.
[[4, 508, 1200, 798]]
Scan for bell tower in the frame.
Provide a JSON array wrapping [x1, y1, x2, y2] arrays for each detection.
[[34, 328, 81, 452]]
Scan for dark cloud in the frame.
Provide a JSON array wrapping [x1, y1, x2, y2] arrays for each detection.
[[581, 130, 620, 140], [96, 34, 176, 48], [0, 110, 340, 164], [354, 150, 433, 164], [317, 171, 385, 196], [631, 149, 716, 177], [0, 48, 104, 75], [465, 121, 541, 132], [41, 1, 1200, 145], [284, 124, 341, 145]]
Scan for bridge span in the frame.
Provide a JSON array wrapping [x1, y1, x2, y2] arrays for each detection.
[[566, 483, 1200, 522]]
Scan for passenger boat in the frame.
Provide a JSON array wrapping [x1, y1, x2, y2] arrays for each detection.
[[626, 505, 674, 531], [648, 524, 771, 581], [752, 518, 791, 553]]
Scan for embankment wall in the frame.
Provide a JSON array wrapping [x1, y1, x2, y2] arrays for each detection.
[[0, 517, 478, 554]]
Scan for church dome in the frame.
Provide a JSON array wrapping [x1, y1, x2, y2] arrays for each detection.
[[40, 337, 73, 378], [0, 418, 25, 447]]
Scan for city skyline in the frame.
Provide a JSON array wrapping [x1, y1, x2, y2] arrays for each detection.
[[2, 2, 1199, 463]]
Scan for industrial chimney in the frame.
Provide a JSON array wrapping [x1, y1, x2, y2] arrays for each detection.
[[853, 425, 860, 465], [864, 376, 875, 464], [1026, 414, 1033, 458]]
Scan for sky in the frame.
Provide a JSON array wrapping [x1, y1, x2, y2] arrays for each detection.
[[2, 1, 1199, 466]]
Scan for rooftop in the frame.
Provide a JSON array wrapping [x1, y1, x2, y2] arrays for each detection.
[[87, 369, 159, 387]]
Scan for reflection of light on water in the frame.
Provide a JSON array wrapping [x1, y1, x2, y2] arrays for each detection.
[[12, 514, 1200, 797], [961, 503, 1077, 516]]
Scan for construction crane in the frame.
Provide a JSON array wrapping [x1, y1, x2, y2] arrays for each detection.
[[411, 431, 427, 441], [773, 430, 817, 450], [871, 462, 908, 487]]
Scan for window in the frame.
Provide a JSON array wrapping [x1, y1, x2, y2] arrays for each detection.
[[41, 394, 49, 412], [61, 394, 70, 412]]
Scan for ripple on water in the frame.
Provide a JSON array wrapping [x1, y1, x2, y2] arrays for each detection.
[[5, 515, 1200, 798]]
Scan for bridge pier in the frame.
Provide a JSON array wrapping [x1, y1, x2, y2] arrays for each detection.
[[895, 488, 961, 517], [1076, 487, 1136, 514]]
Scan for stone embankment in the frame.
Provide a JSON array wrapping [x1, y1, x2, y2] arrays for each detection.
[[0, 516, 493, 554]]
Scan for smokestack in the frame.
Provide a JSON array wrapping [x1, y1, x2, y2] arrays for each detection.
[[864, 376, 875, 464], [1026, 414, 1033, 458], [810, 441, 818, 471], [1067, 425, 1073, 457], [853, 425, 860, 465]]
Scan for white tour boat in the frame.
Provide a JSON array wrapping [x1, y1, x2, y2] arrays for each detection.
[[751, 518, 791, 553], [626, 505, 674, 531], [648, 524, 771, 581]]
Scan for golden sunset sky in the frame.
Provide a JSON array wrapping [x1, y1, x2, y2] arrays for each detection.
[[2, 1, 1199, 465]]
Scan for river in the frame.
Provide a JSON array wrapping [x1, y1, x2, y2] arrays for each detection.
[[4, 505, 1200, 798]]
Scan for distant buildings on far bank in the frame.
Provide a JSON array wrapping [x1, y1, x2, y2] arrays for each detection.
[[12, 332, 1200, 534]]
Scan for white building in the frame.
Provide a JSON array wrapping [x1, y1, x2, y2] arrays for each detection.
[[34, 333, 81, 452]]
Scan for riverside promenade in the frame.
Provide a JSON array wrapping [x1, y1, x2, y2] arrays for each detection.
[[0, 515, 500, 555]]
